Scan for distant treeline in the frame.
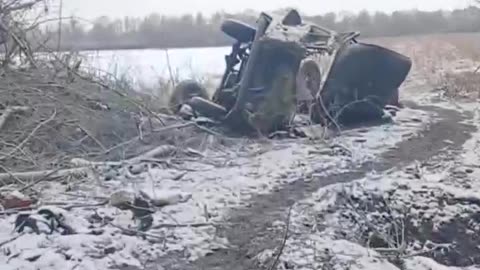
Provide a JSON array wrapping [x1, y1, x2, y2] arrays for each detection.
[[42, 6, 480, 51]]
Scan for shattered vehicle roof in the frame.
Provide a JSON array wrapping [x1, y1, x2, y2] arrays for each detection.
[[260, 12, 338, 55]]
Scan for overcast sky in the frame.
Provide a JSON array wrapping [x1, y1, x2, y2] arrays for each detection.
[[63, 0, 472, 19]]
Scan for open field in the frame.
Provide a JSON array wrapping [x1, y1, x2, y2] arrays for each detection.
[[1, 32, 480, 270]]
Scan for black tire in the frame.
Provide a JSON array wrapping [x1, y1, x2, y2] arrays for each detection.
[[168, 80, 209, 114], [221, 19, 256, 43]]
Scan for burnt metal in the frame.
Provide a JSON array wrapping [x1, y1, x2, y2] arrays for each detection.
[[313, 43, 412, 125], [169, 9, 412, 133], [15, 208, 76, 235], [187, 96, 228, 120], [223, 12, 273, 128], [221, 19, 256, 43]]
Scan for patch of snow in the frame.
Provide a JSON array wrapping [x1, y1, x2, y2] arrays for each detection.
[[404, 256, 478, 270], [282, 163, 480, 269], [283, 103, 480, 269], [280, 234, 399, 270], [461, 106, 480, 167], [0, 107, 431, 269], [333, 107, 431, 163]]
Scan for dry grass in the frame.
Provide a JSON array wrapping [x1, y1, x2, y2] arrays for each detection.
[[425, 33, 480, 100], [365, 33, 480, 100], [0, 45, 222, 179], [0, 61, 195, 177], [436, 71, 480, 99]]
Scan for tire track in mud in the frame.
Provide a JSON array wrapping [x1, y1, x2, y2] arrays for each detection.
[[155, 103, 476, 270]]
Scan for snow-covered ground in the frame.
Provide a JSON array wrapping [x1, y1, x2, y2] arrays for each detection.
[[274, 104, 480, 270], [0, 107, 431, 270], [265, 43, 480, 270], [3, 36, 480, 270]]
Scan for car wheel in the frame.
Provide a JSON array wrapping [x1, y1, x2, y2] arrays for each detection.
[[168, 80, 209, 114]]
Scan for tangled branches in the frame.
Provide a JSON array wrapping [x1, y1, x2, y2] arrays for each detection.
[[0, 0, 52, 66], [0, 0, 191, 188]]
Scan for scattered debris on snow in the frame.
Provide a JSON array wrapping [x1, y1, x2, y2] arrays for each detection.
[[0, 107, 430, 269], [277, 103, 480, 270]]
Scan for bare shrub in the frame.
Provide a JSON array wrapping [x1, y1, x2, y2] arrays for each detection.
[[436, 71, 480, 99], [0, 1, 192, 181]]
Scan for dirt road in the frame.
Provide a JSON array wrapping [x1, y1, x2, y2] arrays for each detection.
[[145, 101, 475, 270]]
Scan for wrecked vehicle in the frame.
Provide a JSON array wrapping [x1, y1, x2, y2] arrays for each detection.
[[169, 9, 412, 134]]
